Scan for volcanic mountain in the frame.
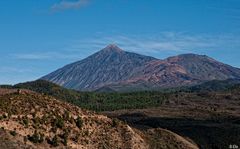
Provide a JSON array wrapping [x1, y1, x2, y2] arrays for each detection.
[[42, 44, 240, 91]]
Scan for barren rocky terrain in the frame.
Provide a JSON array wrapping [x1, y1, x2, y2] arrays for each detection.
[[103, 89, 240, 149], [42, 45, 240, 92]]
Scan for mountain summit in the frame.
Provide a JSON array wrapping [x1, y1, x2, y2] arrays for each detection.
[[42, 45, 156, 91], [102, 44, 123, 52], [42, 45, 240, 91]]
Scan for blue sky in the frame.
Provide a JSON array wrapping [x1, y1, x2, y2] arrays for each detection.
[[0, 0, 240, 84]]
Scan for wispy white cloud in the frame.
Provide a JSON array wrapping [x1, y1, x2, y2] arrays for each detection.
[[11, 52, 80, 60], [0, 66, 39, 85], [70, 32, 240, 56], [10, 32, 240, 61], [51, 0, 89, 12], [206, 2, 240, 21], [0, 67, 33, 73]]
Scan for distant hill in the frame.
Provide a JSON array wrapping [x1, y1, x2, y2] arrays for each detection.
[[42, 44, 240, 92], [0, 88, 200, 149], [182, 79, 240, 92], [1, 78, 239, 149], [1, 79, 238, 112], [0, 88, 148, 149], [11, 80, 169, 111], [14, 80, 81, 105]]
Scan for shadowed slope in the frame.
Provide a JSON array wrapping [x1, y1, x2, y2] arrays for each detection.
[[42, 45, 240, 92]]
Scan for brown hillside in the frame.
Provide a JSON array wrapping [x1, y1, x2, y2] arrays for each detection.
[[0, 88, 200, 149], [0, 89, 147, 149]]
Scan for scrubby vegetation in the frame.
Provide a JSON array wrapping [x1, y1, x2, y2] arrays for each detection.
[[0, 90, 148, 148], [10, 130, 17, 136], [47, 135, 59, 147], [9, 79, 240, 112], [12, 80, 169, 111], [1, 79, 240, 148], [75, 116, 83, 128], [28, 131, 44, 143]]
